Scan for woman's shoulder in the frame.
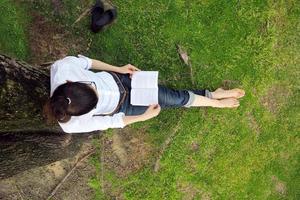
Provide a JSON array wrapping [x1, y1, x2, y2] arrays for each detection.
[[50, 56, 93, 96], [51, 56, 78, 69], [51, 55, 92, 72]]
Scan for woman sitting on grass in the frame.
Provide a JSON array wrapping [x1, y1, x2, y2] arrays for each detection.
[[44, 55, 245, 133]]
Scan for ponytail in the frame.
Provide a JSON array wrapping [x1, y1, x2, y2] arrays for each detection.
[[43, 97, 71, 124]]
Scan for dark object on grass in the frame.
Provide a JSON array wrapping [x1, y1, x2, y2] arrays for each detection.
[[91, 0, 117, 33]]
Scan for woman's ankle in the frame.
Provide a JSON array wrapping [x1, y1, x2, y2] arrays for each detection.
[[191, 95, 220, 107]]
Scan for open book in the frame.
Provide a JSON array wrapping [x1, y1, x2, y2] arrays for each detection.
[[130, 71, 159, 106]]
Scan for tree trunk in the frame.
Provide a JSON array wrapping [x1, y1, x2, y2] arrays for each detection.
[[0, 54, 50, 131], [0, 54, 94, 179]]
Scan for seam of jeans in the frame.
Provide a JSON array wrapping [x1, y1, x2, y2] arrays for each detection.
[[184, 91, 195, 107]]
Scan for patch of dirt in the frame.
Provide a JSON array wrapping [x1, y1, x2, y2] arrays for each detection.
[[102, 127, 153, 177], [260, 84, 291, 114], [28, 12, 87, 65], [279, 151, 290, 160], [246, 111, 260, 136], [201, 192, 211, 200], [177, 183, 211, 200], [271, 175, 287, 196], [0, 141, 95, 200], [184, 141, 200, 173], [222, 80, 241, 90], [46, 160, 67, 178], [51, 0, 64, 15], [177, 182, 211, 200], [203, 146, 217, 161], [185, 156, 198, 173], [111, 133, 128, 167], [177, 182, 199, 200], [190, 141, 200, 152]]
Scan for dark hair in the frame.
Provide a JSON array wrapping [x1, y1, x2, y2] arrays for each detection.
[[43, 82, 98, 123]]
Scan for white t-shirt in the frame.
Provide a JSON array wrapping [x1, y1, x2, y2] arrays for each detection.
[[50, 55, 125, 133]]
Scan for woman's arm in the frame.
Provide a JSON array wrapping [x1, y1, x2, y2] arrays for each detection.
[[123, 104, 161, 126], [91, 59, 140, 74]]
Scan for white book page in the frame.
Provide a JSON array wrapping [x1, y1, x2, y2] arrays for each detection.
[[131, 71, 158, 89], [130, 88, 158, 106]]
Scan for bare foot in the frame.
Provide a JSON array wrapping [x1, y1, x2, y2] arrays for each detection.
[[211, 88, 245, 99], [213, 98, 240, 108]]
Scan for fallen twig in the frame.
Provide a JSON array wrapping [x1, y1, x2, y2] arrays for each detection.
[[86, 37, 93, 51], [40, 61, 54, 66], [154, 123, 181, 172], [15, 185, 24, 200], [101, 137, 105, 194], [47, 149, 96, 200], [72, 6, 92, 26], [189, 63, 195, 86]]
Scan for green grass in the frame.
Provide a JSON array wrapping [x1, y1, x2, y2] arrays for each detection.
[[86, 1, 299, 199], [2, 0, 299, 199], [0, 0, 30, 60]]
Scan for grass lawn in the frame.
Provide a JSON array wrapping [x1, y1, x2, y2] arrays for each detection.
[[0, 0, 30, 60], [1, 0, 299, 199]]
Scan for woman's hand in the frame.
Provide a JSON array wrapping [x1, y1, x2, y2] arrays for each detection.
[[118, 64, 140, 75], [141, 104, 161, 121]]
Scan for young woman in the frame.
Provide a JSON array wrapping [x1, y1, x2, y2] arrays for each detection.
[[44, 55, 245, 133]]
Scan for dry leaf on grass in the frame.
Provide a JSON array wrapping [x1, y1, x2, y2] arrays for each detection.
[[176, 44, 190, 66]]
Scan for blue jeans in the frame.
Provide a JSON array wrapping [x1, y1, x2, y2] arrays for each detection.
[[114, 73, 206, 116]]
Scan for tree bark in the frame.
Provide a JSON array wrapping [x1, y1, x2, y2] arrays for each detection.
[[0, 54, 94, 179], [0, 54, 50, 131]]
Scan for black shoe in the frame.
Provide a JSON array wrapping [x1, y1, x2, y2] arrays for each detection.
[[91, 0, 117, 33]]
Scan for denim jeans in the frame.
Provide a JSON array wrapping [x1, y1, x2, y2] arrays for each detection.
[[114, 73, 207, 116]]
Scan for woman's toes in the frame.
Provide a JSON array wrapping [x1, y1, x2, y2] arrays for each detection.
[[233, 89, 245, 98], [212, 88, 245, 99], [232, 98, 239, 107], [217, 98, 239, 108], [229, 98, 239, 107]]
